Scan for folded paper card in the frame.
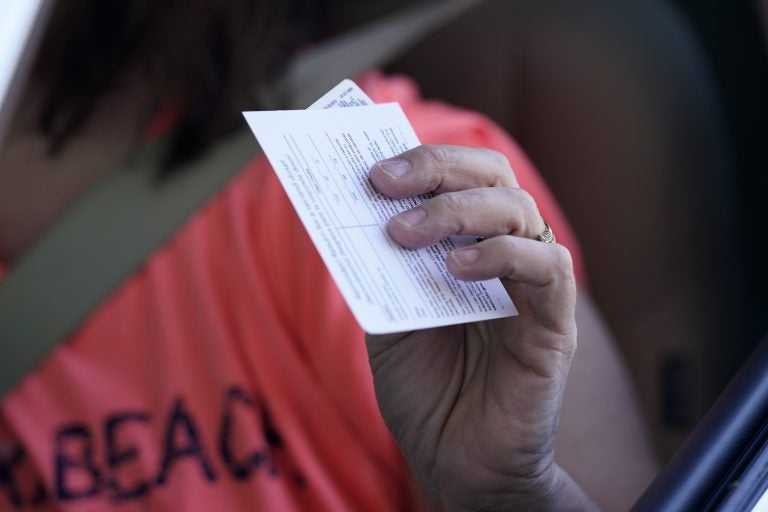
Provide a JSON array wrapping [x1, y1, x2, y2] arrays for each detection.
[[243, 80, 517, 334]]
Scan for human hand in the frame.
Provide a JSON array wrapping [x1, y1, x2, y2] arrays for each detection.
[[366, 145, 597, 511]]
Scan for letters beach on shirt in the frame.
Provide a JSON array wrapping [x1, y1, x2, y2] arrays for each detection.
[[243, 80, 517, 334]]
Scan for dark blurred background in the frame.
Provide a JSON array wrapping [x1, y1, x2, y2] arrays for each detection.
[[646, 0, 768, 452], [672, 0, 768, 349]]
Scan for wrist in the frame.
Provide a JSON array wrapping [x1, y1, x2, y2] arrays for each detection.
[[434, 464, 599, 512], [544, 464, 600, 512]]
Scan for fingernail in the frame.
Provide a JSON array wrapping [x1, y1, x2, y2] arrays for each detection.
[[378, 159, 411, 179], [451, 248, 481, 266], [394, 208, 426, 227]]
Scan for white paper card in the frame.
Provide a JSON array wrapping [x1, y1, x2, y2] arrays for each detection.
[[243, 80, 517, 333], [308, 78, 374, 109]]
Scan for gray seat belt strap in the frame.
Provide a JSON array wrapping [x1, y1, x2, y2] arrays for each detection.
[[0, 0, 482, 399], [0, 136, 256, 397], [259, 0, 482, 109]]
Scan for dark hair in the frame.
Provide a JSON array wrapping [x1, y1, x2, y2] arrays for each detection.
[[33, 0, 320, 169]]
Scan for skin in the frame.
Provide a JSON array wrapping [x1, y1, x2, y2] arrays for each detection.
[[367, 145, 597, 511]]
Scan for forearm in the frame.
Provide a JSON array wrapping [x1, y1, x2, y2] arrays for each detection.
[[555, 290, 658, 509]]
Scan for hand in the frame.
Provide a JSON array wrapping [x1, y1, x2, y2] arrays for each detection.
[[366, 145, 596, 511]]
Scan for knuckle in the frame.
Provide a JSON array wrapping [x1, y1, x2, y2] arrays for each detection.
[[514, 188, 544, 232], [498, 236, 520, 275], [498, 187, 526, 231], [481, 148, 516, 185], [419, 144, 457, 170], [489, 148, 511, 168], [499, 186, 522, 206], [550, 244, 575, 281], [436, 190, 472, 214], [515, 188, 537, 212]]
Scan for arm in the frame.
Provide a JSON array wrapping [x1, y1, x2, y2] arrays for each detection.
[[557, 290, 659, 510]]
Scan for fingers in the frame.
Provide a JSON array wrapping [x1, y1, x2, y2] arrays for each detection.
[[448, 237, 577, 334], [369, 144, 575, 329], [448, 236, 572, 286], [370, 145, 545, 249], [386, 186, 545, 249], [369, 144, 519, 199]]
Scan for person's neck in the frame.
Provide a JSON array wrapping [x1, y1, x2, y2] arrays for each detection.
[[0, 87, 149, 265]]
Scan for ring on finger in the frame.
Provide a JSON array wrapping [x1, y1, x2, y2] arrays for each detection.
[[536, 221, 557, 243]]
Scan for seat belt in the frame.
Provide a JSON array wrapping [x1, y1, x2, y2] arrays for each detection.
[[0, 0, 483, 398]]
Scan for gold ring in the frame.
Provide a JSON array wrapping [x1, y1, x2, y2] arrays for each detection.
[[536, 221, 556, 243]]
